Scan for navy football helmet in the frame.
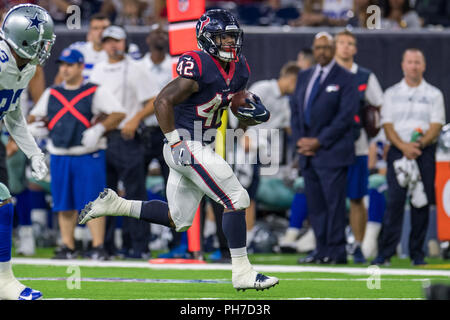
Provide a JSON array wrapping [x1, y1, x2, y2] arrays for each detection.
[[196, 9, 243, 62]]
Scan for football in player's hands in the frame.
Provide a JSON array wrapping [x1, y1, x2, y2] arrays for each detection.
[[230, 90, 254, 114], [230, 91, 270, 126]]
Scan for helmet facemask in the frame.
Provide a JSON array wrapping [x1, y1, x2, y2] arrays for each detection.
[[14, 29, 56, 66], [214, 29, 243, 62], [199, 29, 243, 62]]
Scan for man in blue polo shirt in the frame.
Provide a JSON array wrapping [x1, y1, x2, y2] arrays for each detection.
[[29, 48, 125, 260]]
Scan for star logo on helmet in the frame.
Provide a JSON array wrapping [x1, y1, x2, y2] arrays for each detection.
[[25, 13, 46, 32]]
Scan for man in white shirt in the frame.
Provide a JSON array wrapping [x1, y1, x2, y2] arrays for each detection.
[[372, 48, 445, 266], [29, 48, 125, 260], [137, 24, 172, 182], [90, 25, 158, 259], [334, 30, 384, 263]]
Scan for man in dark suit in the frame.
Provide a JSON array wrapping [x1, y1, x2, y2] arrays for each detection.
[[290, 32, 359, 264]]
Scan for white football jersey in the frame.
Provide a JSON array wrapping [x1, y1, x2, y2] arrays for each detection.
[[0, 40, 36, 118], [0, 40, 42, 160]]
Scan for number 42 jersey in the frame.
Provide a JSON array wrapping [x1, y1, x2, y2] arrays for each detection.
[[0, 40, 36, 119], [174, 50, 250, 143]]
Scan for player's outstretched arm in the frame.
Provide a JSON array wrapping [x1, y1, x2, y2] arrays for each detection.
[[3, 107, 48, 180], [4, 107, 43, 159], [154, 76, 199, 137]]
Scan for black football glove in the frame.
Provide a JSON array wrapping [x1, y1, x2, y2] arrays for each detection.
[[236, 94, 271, 124]]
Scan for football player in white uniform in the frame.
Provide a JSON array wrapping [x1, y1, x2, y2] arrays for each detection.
[[0, 4, 55, 300]]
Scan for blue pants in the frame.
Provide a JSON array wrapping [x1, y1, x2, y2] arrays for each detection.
[[347, 155, 368, 200], [50, 151, 106, 212]]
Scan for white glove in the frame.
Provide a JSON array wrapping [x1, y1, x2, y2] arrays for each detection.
[[28, 121, 49, 138], [81, 124, 105, 149], [30, 153, 48, 180]]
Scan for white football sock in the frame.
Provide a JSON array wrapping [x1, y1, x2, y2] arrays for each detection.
[[0, 261, 25, 300]]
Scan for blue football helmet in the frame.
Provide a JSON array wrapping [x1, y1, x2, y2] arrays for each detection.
[[196, 9, 243, 62]]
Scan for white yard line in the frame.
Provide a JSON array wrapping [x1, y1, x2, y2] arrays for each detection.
[[12, 257, 450, 277]]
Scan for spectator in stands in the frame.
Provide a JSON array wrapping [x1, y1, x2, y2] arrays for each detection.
[[297, 48, 315, 70], [334, 30, 384, 264], [380, 0, 422, 29], [38, 0, 82, 24], [415, 0, 450, 27], [289, 0, 353, 27], [28, 48, 125, 260], [348, 0, 381, 28], [101, 0, 165, 25], [372, 48, 445, 266], [90, 26, 159, 259]]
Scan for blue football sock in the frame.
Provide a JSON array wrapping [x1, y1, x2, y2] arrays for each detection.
[[0, 203, 14, 262], [222, 210, 246, 249], [15, 190, 32, 226], [139, 200, 171, 227], [29, 190, 47, 209], [289, 193, 308, 229], [368, 188, 385, 223]]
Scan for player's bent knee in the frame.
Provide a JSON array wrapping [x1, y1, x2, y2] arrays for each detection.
[[233, 188, 250, 210], [168, 210, 193, 232]]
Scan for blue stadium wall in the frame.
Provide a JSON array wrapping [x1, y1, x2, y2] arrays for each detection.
[[48, 27, 450, 122]]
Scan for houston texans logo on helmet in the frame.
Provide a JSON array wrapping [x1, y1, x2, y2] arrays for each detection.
[[199, 16, 210, 34]]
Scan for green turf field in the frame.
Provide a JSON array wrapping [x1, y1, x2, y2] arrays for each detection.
[[10, 249, 450, 300]]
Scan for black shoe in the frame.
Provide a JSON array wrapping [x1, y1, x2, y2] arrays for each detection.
[[297, 253, 320, 264], [52, 245, 78, 259], [353, 246, 366, 264], [412, 258, 427, 266], [125, 249, 152, 260], [329, 257, 348, 265], [85, 245, 109, 261], [370, 255, 391, 266]]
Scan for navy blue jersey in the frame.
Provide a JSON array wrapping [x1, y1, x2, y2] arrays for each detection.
[[174, 50, 250, 143]]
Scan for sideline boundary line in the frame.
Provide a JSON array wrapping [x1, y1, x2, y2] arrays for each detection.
[[12, 258, 450, 277]]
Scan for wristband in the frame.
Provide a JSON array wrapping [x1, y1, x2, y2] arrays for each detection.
[[164, 130, 181, 146]]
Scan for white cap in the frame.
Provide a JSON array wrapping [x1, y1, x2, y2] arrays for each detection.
[[102, 25, 126, 41]]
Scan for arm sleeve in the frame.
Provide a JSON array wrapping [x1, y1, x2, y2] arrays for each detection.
[[380, 89, 393, 125], [89, 64, 101, 85], [29, 88, 50, 118], [4, 106, 42, 159], [176, 52, 202, 81], [430, 89, 446, 124], [92, 85, 126, 115], [365, 73, 384, 107], [135, 67, 159, 104]]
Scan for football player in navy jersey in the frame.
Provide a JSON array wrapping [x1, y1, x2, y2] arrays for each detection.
[[79, 9, 278, 291]]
